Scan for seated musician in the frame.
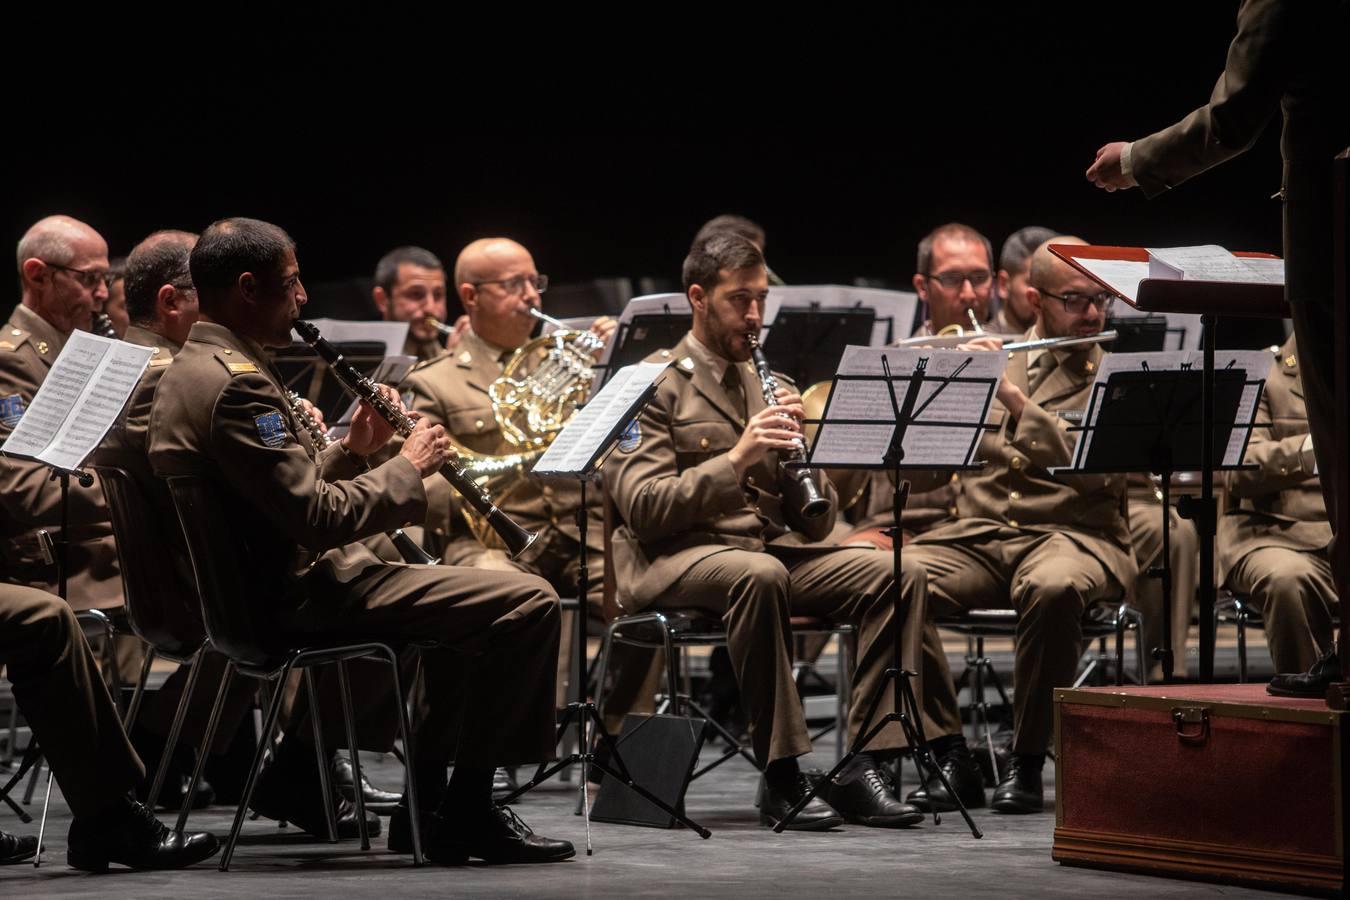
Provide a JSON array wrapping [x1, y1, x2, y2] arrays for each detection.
[[993, 226, 1058, 336], [606, 231, 931, 830], [1220, 334, 1338, 696], [370, 245, 459, 361], [903, 236, 1136, 814], [147, 217, 573, 865]]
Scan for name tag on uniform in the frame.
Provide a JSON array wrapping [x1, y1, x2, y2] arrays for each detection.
[[254, 410, 289, 448], [0, 393, 25, 428]]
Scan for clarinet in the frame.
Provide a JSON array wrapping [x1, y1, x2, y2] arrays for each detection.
[[286, 391, 441, 566], [293, 320, 538, 559], [745, 333, 830, 519], [91, 311, 118, 338]]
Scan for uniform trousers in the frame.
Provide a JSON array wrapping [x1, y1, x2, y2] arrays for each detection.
[[1130, 502, 1199, 681], [1228, 546, 1337, 673], [906, 529, 1122, 755]]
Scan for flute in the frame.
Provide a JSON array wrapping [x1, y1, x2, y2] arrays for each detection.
[[1002, 330, 1117, 353]]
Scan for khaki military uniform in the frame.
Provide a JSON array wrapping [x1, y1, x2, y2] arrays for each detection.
[[0, 304, 121, 611], [906, 332, 1137, 755], [1219, 336, 1335, 672], [147, 321, 560, 767], [404, 332, 445, 365], [0, 581, 143, 818], [606, 331, 928, 765]]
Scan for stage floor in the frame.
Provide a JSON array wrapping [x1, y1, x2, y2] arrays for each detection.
[[2, 741, 1307, 898]]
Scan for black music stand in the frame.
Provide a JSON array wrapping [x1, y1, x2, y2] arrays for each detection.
[[606, 310, 693, 378], [500, 372, 711, 854], [1053, 365, 1259, 681], [761, 306, 876, 390], [1105, 316, 1169, 353], [272, 340, 392, 421], [774, 350, 995, 838]]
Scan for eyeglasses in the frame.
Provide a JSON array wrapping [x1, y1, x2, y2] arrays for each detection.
[[472, 273, 549, 297], [1040, 289, 1116, 314], [44, 261, 114, 290], [925, 269, 991, 290]]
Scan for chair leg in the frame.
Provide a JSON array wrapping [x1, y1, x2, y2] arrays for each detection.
[[835, 632, 852, 763], [335, 660, 369, 851], [220, 662, 288, 872], [1115, 612, 1126, 686], [147, 648, 205, 810], [383, 647, 423, 865], [302, 668, 339, 844], [1237, 611, 1249, 683], [33, 769, 54, 868], [123, 646, 157, 732], [177, 661, 234, 833], [661, 629, 681, 716]]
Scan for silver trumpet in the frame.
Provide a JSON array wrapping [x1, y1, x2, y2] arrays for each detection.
[[286, 391, 441, 566], [746, 333, 831, 520]]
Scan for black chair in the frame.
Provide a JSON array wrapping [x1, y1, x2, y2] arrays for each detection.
[[166, 475, 424, 870]]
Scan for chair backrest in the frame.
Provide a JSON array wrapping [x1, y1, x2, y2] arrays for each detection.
[[600, 485, 624, 623], [93, 464, 204, 657], [167, 475, 293, 669]]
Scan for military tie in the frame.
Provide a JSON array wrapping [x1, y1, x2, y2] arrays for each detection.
[[722, 364, 747, 424]]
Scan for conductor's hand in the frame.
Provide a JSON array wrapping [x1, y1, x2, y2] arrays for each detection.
[[1086, 141, 1138, 192], [342, 384, 403, 457], [399, 417, 455, 478], [729, 403, 804, 480]]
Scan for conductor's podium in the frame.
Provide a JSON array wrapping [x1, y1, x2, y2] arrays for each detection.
[[1054, 684, 1347, 895]]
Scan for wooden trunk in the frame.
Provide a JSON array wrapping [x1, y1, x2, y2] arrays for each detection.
[[1053, 683, 1346, 895]]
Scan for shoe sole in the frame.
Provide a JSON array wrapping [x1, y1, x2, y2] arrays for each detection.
[[759, 812, 844, 832], [907, 795, 987, 813], [424, 847, 577, 865], [1266, 684, 1325, 698], [841, 812, 925, 828], [66, 839, 221, 873], [989, 799, 1043, 814]]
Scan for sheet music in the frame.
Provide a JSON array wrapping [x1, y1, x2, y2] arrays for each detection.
[[1073, 349, 1269, 469], [1074, 258, 1149, 304], [533, 360, 669, 476], [1, 331, 153, 471], [291, 319, 411, 360], [1147, 245, 1284, 286], [810, 346, 1004, 467]]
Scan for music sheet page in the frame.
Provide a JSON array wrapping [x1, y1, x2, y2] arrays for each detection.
[[534, 360, 669, 476]]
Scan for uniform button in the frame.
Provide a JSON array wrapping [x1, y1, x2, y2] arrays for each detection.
[[434, 527, 445, 536], [1010, 490, 1022, 501], [1280, 466, 1289, 476], [1009, 519, 1020, 528], [1010, 457, 1023, 470], [1029, 439, 1038, 448], [223, 349, 232, 354], [949, 473, 959, 483], [699, 437, 709, 449], [948, 505, 958, 516], [474, 419, 484, 430], [746, 475, 756, 485]]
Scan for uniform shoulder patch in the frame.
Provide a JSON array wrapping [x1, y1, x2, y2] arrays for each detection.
[[0, 326, 27, 353], [148, 348, 174, 368], [254, 410, 289, 448], [617, 417, 642, 452], [0, 393, 26, 428]]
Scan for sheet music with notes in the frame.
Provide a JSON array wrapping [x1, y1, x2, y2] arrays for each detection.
[[533, 360, 669, 477], [0, 331, 153, 471], [807, 346, 1003, 468], [1072, 349, 1270, 469]]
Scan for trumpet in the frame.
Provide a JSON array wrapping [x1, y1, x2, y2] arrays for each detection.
[[423, 315, 458, 337], [746, 333, 830, 520], [285, 391, 441, 566], [293, 320, 539, 559]]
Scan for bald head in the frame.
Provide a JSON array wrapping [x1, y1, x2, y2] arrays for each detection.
[[16, 215, 108, 334], [453, 238, 531, 288], [1027, 235, 1087, 293], [454, 237, 540, 351], [16, 215, 106, 276]]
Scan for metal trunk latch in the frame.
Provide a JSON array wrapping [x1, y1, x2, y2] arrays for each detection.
[[1172, 707, 1210, 744]]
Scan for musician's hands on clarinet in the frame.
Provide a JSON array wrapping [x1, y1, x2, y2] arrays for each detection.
[[398, 416, 454, 478], [342, 383, 407, 457], [728, 390, 805, 480]]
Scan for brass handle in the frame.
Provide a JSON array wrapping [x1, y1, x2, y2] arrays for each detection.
[[1172, 707, 1209, 744]]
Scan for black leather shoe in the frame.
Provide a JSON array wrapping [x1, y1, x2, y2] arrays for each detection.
[[387, 797, 430, 854], [332, 753, 401, 816], [826, 767, 923, 828], [66, 799, 219, 872], [758, 773, 844, 831], [906, 745, 986, 812], [1269, 651, 1341, 698], [422, 805, 574, 865], [1, 830, 38, 865], [990, 754, 1044, 814], [251, 762, 382, 839]]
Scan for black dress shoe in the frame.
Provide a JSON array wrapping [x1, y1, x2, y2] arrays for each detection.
[[387, 796, 430, 854], [1269, 651, 1342, 698], [1, 830, 39, 865], [332, 753, 402, 815], [758, 773, 844, 831], [826, 767, 923, 828], [421, 805, 575, 865], [906, 745, 986, 812], [990, 754, 1044, 814], [251, 761, 382, 839], [66, 799, 219, 872]]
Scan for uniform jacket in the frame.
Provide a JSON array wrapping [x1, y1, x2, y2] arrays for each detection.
[[1219, 336, 1330, 577], [605, 332, 842, 612], [0, 303, 121, 609], [910, 335, 1137, 586], [147, 321, 426, 596]]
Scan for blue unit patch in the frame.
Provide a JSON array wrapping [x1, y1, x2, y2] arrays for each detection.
[[0, 393, 25, 429], [617, 417, 641, 453], [254, 410, 289, 448]]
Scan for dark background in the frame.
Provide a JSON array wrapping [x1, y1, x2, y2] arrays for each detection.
[[5, 4, 1281, 315]]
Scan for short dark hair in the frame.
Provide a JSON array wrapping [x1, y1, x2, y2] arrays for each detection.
[[682, 232, 765, 294], [189, 217, 295, 310], [916, 222, 992, 276], [999, 226, 1060, 275], [693, 214, 766, 250], [374, 246, 443, 296], [124, 236, 195, 325]]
